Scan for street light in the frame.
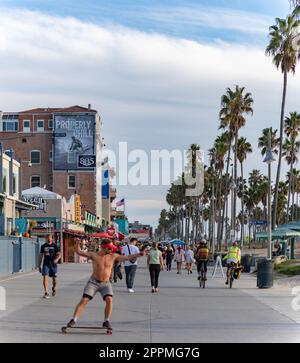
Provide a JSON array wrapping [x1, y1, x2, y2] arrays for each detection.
[[263, 129, 276, 260]]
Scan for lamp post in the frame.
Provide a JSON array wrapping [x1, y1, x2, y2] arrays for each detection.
[[263, 129, 275, 260]]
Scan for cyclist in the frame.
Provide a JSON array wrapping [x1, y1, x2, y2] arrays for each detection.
[[195, 240, 209, 281], [223, 241, 241, 285]]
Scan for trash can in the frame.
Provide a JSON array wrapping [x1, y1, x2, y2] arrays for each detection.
[[257, 259, 274, 289], [241, 254, 251, 273]]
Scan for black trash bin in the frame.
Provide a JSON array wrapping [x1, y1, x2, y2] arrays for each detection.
[[257, 259, 274, 289], [241, 254, 251, 273]]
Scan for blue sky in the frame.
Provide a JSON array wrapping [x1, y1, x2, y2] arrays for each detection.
[[0, 0, 290, 43], [0, 0, 299, 228]]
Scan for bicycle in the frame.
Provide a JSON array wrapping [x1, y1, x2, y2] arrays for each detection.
[[198, 261, 207, 289], [228, 262, 237, 288]]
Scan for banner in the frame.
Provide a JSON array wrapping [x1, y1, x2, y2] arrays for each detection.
[[74, 194, 81, 224], [53, 114, 95, 170], [102, 169, 109, 199]]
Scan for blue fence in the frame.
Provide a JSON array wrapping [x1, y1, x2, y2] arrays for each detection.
[[0, 237, 45, 277]]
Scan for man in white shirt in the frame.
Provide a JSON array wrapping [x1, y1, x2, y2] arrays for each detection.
[[122, 238, 140, 292]]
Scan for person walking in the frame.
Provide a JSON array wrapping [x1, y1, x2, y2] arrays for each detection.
[[147, 242, 164, 293], [122, 238, 140, 293], [174, 245, 185, 274], [185, 245, 195, 274], [165, 244, 174, 271], [79, 239, 88, 263], [65, 239, 147, 330], [38, 234, 61, 298]]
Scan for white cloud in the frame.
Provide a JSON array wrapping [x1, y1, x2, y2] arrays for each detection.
[[0, 8, 300, 226]]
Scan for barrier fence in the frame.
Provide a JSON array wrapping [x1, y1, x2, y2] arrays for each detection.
[[0, 237, 45, 277]]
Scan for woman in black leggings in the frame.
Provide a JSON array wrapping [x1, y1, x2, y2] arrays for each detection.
[[147, 242, 164, 293]]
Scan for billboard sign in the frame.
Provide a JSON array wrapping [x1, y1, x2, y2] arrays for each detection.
[[23, 196, 47, 211], [54, 114, 95, 170]]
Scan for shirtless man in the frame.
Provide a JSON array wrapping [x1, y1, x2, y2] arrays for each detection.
[[66, 239, 146, 330]]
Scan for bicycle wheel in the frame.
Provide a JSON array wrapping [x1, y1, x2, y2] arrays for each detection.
[[229, 270, 234, 288]]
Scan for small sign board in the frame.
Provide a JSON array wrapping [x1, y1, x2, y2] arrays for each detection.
[[78, 155, 96, 168]]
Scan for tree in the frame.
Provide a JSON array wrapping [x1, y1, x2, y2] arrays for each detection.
[[219, 86, 254, 239], [266, 10, 300, 227], [237, 137, 253, 247], [283, 112, 300, 221], [258, 127, 280, 156]]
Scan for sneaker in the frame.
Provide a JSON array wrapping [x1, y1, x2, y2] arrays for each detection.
[[225, 280, 229, 285], [67, 319, 76, 328], [43, 292, 50, 299], [177, 272, 180, 274], [155, 288, 159, 293], [128, 289, 134, 293], [103, 320, 112, 330], [151, 287, 155, 293]]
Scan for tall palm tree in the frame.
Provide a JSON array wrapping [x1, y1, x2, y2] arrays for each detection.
[[219, 86, 254, 239], [283, 112, 300, 221], [213, 134, 228, 249], [258, 127, 280, 156], [266, 10, 300, 228], [237, 137, 253, 247]]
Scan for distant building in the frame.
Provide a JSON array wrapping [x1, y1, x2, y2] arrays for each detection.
[[0, 145, 33, 235], [128, 221, 153, 242], [0, 105, 104, 223]]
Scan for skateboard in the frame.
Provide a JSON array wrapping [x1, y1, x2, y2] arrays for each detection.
[[61, 325, 113, 335]]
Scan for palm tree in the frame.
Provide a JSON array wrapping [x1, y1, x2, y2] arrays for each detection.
[[219, 86, 254, 239], [237, 137, 252, 247], [213, 134, 229, 249], [283, 112, 300, 221], [266, 10, 300, 228], [258, 127, 280, 156]]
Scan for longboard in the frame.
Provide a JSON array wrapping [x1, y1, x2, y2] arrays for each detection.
[[61, 326, 112, 335]]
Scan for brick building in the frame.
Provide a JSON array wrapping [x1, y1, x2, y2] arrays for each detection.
[[0, 105, 103, 222]]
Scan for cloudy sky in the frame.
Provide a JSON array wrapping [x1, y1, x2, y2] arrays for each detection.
[[0, 0, 300, 227]]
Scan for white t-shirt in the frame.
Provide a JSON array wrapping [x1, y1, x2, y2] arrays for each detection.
[[122, 244, 140, 267], [185, 250, 194, 263], [175, 249, 185, 262]]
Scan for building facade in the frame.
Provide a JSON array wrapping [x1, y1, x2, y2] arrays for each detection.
[[0, 145, 33, 235], [0, 105, 103, 223]]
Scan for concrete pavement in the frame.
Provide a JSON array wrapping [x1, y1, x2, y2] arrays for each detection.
[[0, 259, 300, 343]]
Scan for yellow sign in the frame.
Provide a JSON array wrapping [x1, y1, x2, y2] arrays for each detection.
[[74, 194, 81, 224]]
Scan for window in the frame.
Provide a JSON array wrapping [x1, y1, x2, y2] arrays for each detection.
[[48, 119, 53, 129], [31, 175, 41, 188], [23, 120, 30, 133], [49, 150, 53, 162], [3, 120, 18, 132], [48, 175, 53, 189], [68, 175, 76, 189], [2, 175, 7, 193], [30, 150, 41, 164], [13, 174, 17, 195], [37, 120, 44, 132]]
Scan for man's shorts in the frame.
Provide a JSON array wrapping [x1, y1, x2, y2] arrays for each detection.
[[227, 258, 238, 265], [42, 264, 57, 277], [83, 277, 113, 301]]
